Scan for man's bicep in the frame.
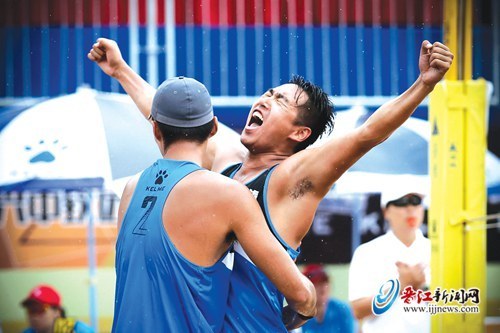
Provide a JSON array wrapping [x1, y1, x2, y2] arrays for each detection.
[[232, 199, 285, 264], [137, 88, 156, 120], [278, 130, 367, 196], [231, 197, 304, 292], [125, 82, 156, 121], [115, 65, 156, 120], [240, 228, 306, 301]]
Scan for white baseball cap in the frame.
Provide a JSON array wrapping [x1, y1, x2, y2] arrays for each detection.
[[380, 178, 429, 208]]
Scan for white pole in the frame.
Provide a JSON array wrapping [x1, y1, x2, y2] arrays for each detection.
[[86, 189, 98, 332], [166, 0, 176, 78], [146, 0, 159, 87], [129, 0, 140, 75]]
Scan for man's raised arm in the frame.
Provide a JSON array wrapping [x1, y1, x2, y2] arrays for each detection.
[[88, 38, 156, 121], [88, 38, 248, 170], [278, 40, 454, 198]]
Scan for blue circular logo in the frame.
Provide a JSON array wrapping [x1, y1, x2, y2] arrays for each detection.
[[372, 279, 400, 315]]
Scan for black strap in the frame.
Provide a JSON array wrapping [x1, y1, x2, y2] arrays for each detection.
[[297, 312, 314, 320]]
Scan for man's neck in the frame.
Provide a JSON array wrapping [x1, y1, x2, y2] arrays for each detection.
[[237, 152, 289, 175], [162, 141, 206, 166], [392, 229, 418, 247]]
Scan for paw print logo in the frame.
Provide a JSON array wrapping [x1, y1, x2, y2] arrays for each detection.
[[25, 139, 67, 164], [155, 170, 168, 184]]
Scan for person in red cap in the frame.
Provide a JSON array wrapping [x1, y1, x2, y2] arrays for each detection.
[[300, 264, 356, 333], [21, 284, 93, 333]]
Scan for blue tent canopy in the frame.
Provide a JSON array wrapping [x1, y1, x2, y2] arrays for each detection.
[[0, 178, 104, 193]]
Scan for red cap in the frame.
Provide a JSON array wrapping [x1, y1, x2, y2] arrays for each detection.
[[302, 264, 329, 284], [21, 285, 61, 307]]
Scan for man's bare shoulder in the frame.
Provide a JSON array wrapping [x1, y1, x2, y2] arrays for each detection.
[[121, 172, 142, 198], [210, 123, 248, 173], [180, 169, 253, 202]]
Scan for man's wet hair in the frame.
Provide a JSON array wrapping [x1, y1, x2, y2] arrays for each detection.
[[289, 75, 335, 152], [155, 118, 215, 150]]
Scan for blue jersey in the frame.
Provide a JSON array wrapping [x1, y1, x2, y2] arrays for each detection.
[[112, 159, 233, 333], [221, 164, 300, 332]]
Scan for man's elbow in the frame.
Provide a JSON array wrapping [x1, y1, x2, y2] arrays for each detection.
[[357, 123, 391, 149], [289, 280, 317, 317]]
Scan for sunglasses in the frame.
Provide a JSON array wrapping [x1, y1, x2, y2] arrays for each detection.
[[26, 304, 49, 315], [387, 194, 422, 207]]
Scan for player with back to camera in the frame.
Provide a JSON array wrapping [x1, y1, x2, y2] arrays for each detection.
[[106, 75, 315, 332]]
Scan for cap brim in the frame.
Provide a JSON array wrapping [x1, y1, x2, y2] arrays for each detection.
[[21, 298, 41, 307], [381, 192, 426, 208]]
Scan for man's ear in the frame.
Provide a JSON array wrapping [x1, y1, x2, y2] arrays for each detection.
[[152, 121, 165, 153], [153, 121, 161, 141], [209, 116, 219, 138], [289, 126, 312, 143]]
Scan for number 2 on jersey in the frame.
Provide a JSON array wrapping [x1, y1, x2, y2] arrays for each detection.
[[132, 196, 157, 235]]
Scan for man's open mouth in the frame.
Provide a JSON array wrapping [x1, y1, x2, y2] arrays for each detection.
[[248, 110, 264, 127]]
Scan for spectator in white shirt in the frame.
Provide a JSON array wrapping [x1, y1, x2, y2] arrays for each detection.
[[348, 187, 431, 333]]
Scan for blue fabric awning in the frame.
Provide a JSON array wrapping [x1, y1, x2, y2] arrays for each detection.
[[0, 178, 104, 192]]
